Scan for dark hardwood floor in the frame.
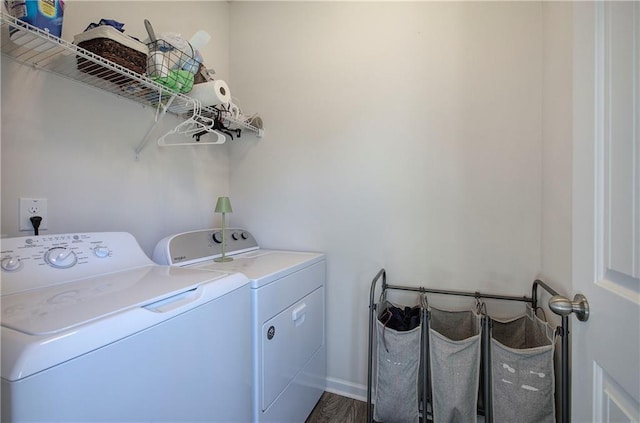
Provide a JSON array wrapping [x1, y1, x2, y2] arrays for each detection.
[[305, 392, 486, 423], [305, 392, 368, 423]]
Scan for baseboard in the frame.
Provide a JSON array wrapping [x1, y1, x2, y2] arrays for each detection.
[[324, 376, 369, 402]]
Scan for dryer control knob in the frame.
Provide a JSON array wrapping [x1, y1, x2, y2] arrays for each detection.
[[212, 232, 223, 244], [93, 246, 110, 258], [1, 256, 22, 272], [231, 232, 240, 240], [45, 247, 78, 269], [241, 232, 249, 240]]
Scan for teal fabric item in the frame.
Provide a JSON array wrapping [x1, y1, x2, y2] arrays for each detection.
[[152, 69, 194, 93]]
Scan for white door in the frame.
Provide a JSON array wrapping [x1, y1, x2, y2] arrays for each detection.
[[572, 2, 640, 422]]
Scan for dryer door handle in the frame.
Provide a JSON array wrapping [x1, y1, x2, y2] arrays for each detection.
[[292, 303, 307, 323]]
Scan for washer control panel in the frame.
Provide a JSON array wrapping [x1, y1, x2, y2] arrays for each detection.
[[1, 232, 153, 296]]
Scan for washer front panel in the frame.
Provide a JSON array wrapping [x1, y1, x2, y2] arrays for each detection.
[[2, 284, 252, 422]]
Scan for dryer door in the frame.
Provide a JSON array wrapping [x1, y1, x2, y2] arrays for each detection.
[[261, 286, 324, 411]]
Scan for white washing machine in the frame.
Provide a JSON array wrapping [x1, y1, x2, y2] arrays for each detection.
[[1, 232, 252, 423], [153, 228, 326, 423]]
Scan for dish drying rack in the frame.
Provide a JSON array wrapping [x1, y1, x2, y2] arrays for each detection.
[[0, 12, 264, 158]]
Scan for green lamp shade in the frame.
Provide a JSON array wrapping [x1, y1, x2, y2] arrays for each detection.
[[215, 197, 233, 213]]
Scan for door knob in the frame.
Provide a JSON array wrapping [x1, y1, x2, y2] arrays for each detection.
[[549, 294, 590, 321]]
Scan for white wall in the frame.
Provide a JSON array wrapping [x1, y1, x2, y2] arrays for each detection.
[[540, 6, 574, 417], [541, 2, 573, 297], [1, 1, 232, 254], [228, 1, 548, 397]]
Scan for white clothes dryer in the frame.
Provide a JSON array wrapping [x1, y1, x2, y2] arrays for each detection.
[[1, 232, 252, 423], [153, 228, 326, 423]]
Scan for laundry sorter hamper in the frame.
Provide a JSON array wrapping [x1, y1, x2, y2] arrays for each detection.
[[368, 270, 578, 423], [373, 298, 426, 423], [490, 305, 557, 423], [427, 304, 482, 423]]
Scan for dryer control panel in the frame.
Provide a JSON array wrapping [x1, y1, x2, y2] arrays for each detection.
[[153, 228, 260, 266], [0, 232, 153, 295]]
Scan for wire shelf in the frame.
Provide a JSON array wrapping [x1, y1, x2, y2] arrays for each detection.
[[1, 11, 263, 137]]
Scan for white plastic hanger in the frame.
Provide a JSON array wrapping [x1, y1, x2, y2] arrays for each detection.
[[157, 99, 226, 146]]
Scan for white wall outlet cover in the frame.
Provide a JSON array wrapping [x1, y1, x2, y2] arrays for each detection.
[[19, 198, 48, 231]]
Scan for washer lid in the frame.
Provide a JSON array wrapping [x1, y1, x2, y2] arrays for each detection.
[[1, 265, 230, 336], [194, 250, 325, 288], [1, 267, 249, 381]]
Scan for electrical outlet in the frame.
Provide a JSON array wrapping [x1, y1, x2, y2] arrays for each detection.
[[19, 198, 48, 231]]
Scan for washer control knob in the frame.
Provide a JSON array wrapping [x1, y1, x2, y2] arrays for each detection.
[[1, 256, 22, 272], [93, 246, 110, 258], [241, 232, 249, 240], [231, 232, 240, 240], [45, 247, 78, 269], [212, 232, 223, 244]]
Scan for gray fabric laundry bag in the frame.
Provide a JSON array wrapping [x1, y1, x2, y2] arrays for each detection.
[[428, 307, 482, 423], [491, 306, 556, 423], [374, 302, 422, 423]]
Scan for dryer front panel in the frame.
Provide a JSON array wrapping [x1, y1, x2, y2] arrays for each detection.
[[261, 286, 324, 411]]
